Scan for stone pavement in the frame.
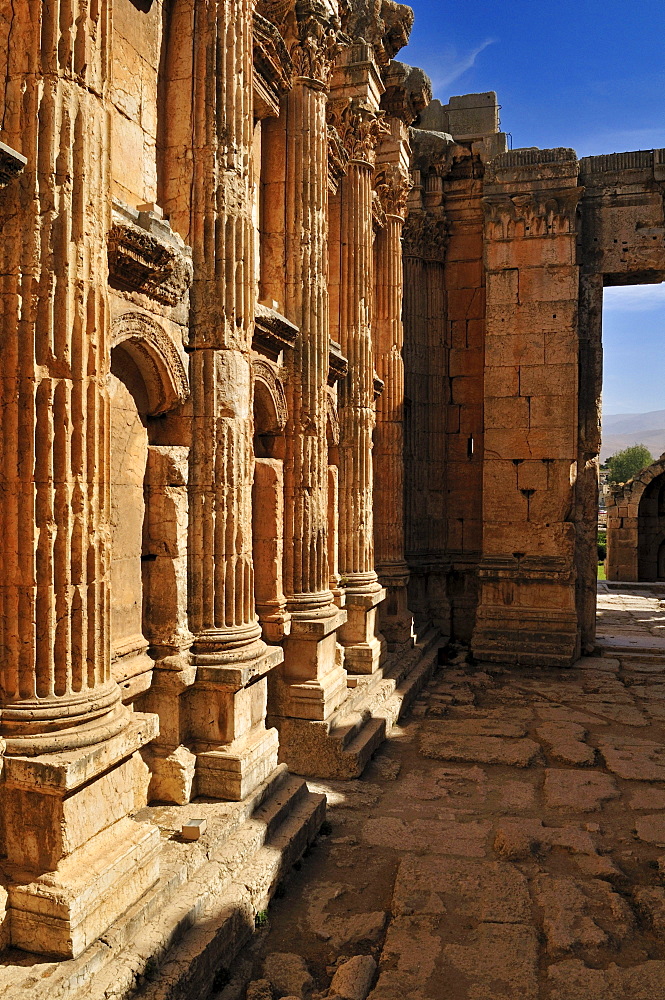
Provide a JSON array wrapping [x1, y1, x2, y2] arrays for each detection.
[[212, 587, 665, 1000]]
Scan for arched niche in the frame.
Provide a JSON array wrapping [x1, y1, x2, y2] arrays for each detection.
[[111, 312, 189, 417], [253, 361, 287, 459], [252, 361, 290, 642], [109, 314, 191, 703]]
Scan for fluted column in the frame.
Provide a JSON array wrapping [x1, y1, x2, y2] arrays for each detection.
[[0, 0, 125, 755], [402, 213, 430, 623], [373, 163, 414, 649], [335, 154, 386, 673], [269, 15, 348, 725], [0, 0, 160, 959], [185, 0, 282, 799]]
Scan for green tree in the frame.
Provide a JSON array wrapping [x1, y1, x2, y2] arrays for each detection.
[[606, 443, 653, 484]]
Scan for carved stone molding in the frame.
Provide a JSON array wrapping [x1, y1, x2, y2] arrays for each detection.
[[108, 201, 193, 306], [254, 301, 299, 361], [328, 339, 349, 386], [111, 312, 190, 415], [282, 1, 346, 86], [344, 0, 413, 67], [328, 123, 350, 191], [253, 359, 288, 432], [374, 162, 411, 219], [380, 61, 431, 124], [0, 141, 27, 185], [253, 11, 294, 119], [327, 99, 390, 165], [372, 189, 387, 232], [402, 211, 448, 262], [483, 188, 583, 238], [326, 393, 340, 446]]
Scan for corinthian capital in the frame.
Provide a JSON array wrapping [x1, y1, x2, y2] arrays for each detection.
[[402, 211, 448, 261], [374, 162, 411, 219], [282, 1, 347, 86], [327, 98, 390, 165]]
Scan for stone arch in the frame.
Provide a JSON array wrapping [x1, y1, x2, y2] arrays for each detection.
[[606, 456, 665, 582], [253, 360, 287, 435], [111, 312, 189, 416], [251, 361, 290, 642]]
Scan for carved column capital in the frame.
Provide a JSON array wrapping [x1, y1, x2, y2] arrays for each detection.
[[326, 98, 390, 166], [374, 162, 411, 219], [282, 2, 347, 86], [402, 210, 448, 261]]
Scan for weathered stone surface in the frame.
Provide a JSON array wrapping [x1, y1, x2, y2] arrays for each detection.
[[535, 722, 596, 766], [533, 876, 634, 955], [329, 955, 377, 1000], [598, 737, 665, 780], [420, 723, 541, 767], [548, 959, 665, 1000], [543, 769, 620, 811], [634, 813, 665, 846], [263, 954, 313, 998]]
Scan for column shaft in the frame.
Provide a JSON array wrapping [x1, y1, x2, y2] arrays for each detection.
[[185, 0, 281, 798], [373, 214, 413, 646], [336, 159, 385, 672], [271, 65, 347, 723], [0, 0, 125, 754]]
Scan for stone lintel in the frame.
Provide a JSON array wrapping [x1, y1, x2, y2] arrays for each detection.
[[328, 339, 349, 384], [2, 714, 159, 794], [0, 141, 27, 185], [254, 302, 299, 360]]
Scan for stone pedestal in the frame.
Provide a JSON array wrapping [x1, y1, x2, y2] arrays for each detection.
[[3, 716, 160, 959], [339, 587, 387, 674]]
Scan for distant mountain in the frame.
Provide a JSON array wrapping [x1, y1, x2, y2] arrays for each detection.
[[601, 409, 665, 462]]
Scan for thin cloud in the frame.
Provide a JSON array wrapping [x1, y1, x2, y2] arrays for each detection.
[[429, 39, 497, 94], [604, 284, 665, 313]]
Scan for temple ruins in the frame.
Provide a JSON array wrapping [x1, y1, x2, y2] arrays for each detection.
[[0, 0, 664, 996]]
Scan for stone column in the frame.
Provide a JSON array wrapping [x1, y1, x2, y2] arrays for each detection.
[[335, 146, 387, 673], [268, 12, 348, 725], [185, 0, 282, 800], [373, 155, 414, 649], [402, 208, 430, 624], [0, 0, 159, 957]]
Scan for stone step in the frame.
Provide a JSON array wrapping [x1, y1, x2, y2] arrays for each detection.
[[9, 773, 324, 1000], [321, 627, 442, 779]]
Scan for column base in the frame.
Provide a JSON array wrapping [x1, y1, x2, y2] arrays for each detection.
[[339, 587, 387, 675], [472, 571, 580, 667], [2, 714, 160, 959], [196, 725, 279, 801], [269, 606, 348, 721], [7, 817, 160, 959], [378, 568, 415, 650]]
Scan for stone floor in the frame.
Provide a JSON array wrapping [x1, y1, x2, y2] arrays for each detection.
[[210, 586, 665, 1000]]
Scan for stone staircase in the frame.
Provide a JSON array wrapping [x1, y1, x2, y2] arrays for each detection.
[[272, 626, 443, 779], [1, 768, 325, 1000]]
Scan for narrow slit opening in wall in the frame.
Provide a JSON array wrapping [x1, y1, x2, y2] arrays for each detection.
[[597, 281, 665, 601], [467, 435, 474, 459]]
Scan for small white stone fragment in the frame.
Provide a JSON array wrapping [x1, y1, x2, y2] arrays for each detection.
[[181, 817, 207, 840]]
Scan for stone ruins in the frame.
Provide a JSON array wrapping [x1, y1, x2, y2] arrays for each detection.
[[0, 0, 664, 997]]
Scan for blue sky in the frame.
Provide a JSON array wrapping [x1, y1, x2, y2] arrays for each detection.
[[401, 1, 665, 416]]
